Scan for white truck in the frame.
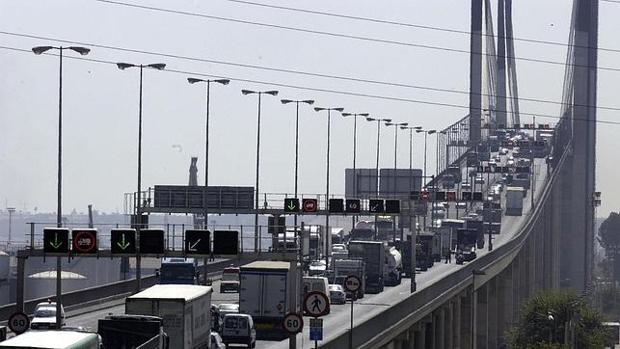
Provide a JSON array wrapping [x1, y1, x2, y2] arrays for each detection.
[[505, 187, 525, 216], [239, 261, 295, 340], [0, 330, 101, 349], [125, 284, 212, 349]]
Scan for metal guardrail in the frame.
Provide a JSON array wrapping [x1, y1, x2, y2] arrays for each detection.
[[322, 145, 569, 348]]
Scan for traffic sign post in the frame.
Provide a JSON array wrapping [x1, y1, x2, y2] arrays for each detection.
[[282, 313, 303, 334], [184, 229, 210, 255], [139, 229, 165, 255], [345, 199, 360, 213], [8, 312, 29, 335], [111, 229, 136, 255], [304, 291, 330, 317], [71, 229, 97, 254], [302, 199, 318, 213], [43, 228, 69, 254], [284, 198, 300, 213], [344, 275, 361, 349], [328, 198, 344, 213], [213, 230, 239, 255], [309, 318, 323, 347]]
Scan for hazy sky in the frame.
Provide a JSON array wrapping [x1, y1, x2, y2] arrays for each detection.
[[0, 1, 617, 217]]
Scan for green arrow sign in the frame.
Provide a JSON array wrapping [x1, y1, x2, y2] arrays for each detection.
[[43, 228, 69, 254], [111, 229, 136, 254], [284, 198, 299, 213], [50, 233, 63, 249], [117, 233, 131, 250]]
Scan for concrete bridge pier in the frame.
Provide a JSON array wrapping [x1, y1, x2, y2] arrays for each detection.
[[460, 290, 473, 348], [474, 283, 488, 349]]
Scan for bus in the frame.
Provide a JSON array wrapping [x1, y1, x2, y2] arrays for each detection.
[[159, 257, 198, 284], [0, 330, 101, 349]]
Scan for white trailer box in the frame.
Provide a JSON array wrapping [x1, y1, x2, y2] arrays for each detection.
[[239, 261, 295, 340], [505, 187, 525, 216], [125, 284, 212, 349]]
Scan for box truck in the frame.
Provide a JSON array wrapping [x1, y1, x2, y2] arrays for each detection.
[[125, 284, 212, 349], [239, 261, 295, 340], [506, 187, 525, 216], [348, 241, 385, 293]]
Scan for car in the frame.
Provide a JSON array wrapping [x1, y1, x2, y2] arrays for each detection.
[[221, 314, 256, 349], [30, 301, 65, 330], [461, 182, 472, 190], [456, 202, 468, 209], [494, 154, 501, 162], [328, 284, 347, 304], [500, 147, 509, 155], [218, 303, 240, 330], [210, 331, 226, 349], [331, 244, 347, 253], [507, 159, 515, 167]]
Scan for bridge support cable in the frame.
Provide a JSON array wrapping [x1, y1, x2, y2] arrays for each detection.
[[484, 0, 499, 137]]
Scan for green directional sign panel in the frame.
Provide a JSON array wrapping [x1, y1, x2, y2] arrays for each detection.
[[185, 229, 210, 255], [139, 229, 165, 255], [43, 228, 69, 254], [111, 229, 136, 254], [284, 198, 300, 213]]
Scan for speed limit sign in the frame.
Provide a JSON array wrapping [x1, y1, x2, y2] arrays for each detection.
[[8, 311, 29, 334], [282, 313, 303, 334]]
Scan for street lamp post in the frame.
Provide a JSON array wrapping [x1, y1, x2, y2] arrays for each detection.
[[342, 112, 369, 229], [242, 89, 279, 253], [117, 62, 166, 292], [366, 117, 391, 240], [401, 125, 421, 293], [385, 121, 408, 243], [281, 99, 315, 229], [32, 45, 90, 329], [188, 77, 230, 285], [315, 107, 344, 268], [6, 207, 15, 248]]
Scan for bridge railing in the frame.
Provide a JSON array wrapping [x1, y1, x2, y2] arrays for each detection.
[[325, 135, 571, 348]]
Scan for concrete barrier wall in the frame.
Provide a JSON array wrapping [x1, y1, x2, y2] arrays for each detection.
[[0, 257, 242, 322]]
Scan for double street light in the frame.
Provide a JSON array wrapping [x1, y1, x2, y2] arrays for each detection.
[[342, 112, 369, 229], [187, 78, 230, 229], [242, 89, 279, 252], [117, 61, 166, 291], [188, 77, 230, 285], [32, 45, 90, 329], [315, 106, 344, 266]]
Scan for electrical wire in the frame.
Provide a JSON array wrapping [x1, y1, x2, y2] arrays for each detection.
[[89, 0, 614, 73], [4, 30, 619, 112], [221, 0, 620, 54], [1, 44, 617, 126]]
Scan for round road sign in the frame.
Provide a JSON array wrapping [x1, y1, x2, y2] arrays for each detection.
[[344, 275, 361, 293], [282, 313, 303, 334], [8, 311, 29, 334], [304, 291, 330, 317], [302, 199, 318, 212], [73, 230, 97, 253]]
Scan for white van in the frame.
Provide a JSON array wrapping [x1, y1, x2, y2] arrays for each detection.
[[221, 314, 256, 348], [0, 330, 101, 349], [303, 276, 329, 296]]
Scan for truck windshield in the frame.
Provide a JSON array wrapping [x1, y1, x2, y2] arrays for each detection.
[[160, 264, 195, 283]]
